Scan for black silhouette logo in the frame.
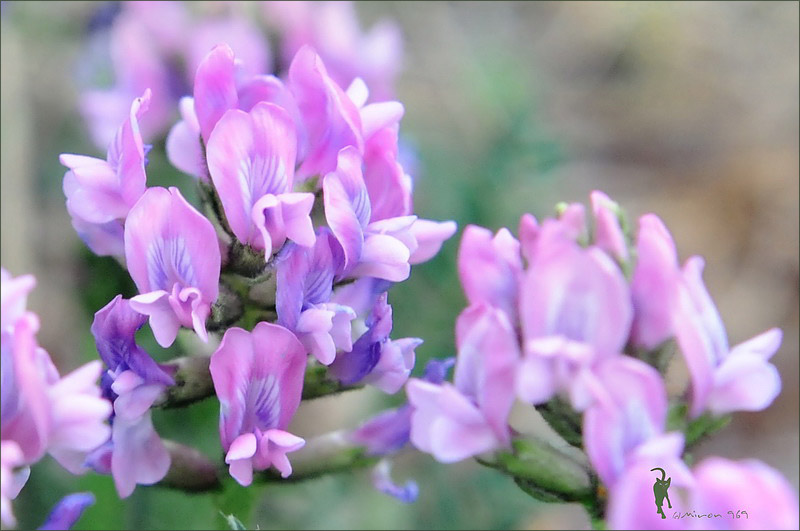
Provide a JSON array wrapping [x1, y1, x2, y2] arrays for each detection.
[[651, 467, 672, 519]]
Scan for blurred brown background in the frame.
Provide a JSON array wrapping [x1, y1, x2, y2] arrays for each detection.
[[2, 2, 798, 529]]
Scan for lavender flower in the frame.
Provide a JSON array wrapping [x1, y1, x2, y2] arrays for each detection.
[[61, 91, 151, 256], [673, 257, 782, 417], [124, 186, 220, 347], [206, 100, 316, 256], [1, 269, 111, 514], [38, 492, 95, 530], [90, 296, 174, 497], [407, 304, 518, 462], [210, 323, 307, 485]]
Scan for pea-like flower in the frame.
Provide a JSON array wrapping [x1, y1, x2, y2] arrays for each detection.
[[210, 323, 308, 485], [206, 101, 316, 256], [406, 304, 518, 462], [124, 186, 220, 347], [61, 90, 151, 256]]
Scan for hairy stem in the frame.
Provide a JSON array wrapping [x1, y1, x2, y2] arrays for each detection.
[[301, 363, 362, 400], [257, 431, 377, 483], [154, 432, 375, 493], [155, 357, 362, 409], [481, 436, 593, 503], [158, 440, 222, 492], [154, 355, 215, 409], [536, 397, 584, 448]]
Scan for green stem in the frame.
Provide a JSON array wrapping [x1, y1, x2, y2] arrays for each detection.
[[154, 355, 215, 409], [257, 431, 377, 483], [301, 363, 362, 400], [483, 436, 593, 503], [155, 357, 362, 409], [158, 440, 222, 492], [535, 397, 584, 448]]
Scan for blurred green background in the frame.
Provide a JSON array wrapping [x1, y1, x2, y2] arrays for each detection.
[[1, 1, 798, 529]]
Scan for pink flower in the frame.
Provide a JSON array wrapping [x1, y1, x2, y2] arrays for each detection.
[[288, 45, 364, 179], [1, 268, 36, 332], [407, 304, 518, 462], [206, 101, 316, 255], [457, 225, 523, 322], [210, 323, 308, 485], [673, 257, 781, 417], [1, 440, 27, 528], [590, 191, 629, 263], [516, 222, 632, 406], [1, 271, 111, 479], [581, 356, 671, 486], [324, 147, 456, 282], [265, 1, 402, 102], [124, 187, 220, 347], [630, 214, 681, 350], [167, 44, 292, 180], [62, 91, 151, 256]]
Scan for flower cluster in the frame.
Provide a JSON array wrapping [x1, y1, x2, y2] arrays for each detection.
[[1, 268, 109, 528], [405, 191, 798, 529], [80, 1, 401, 149], [59, 29, 455, 499]]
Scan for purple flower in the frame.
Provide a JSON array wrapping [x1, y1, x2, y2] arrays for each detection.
[[92, 295, 175, 390], [590, 191, 629, 263], [520, 222, 632, 356], [457, 225, 522, 321], [206, 101, 316, 255], [362, 124, 412, 222], [630, 214, 681, 350], [124, 186, 220, 347], [38, 492, 94, 530], [288, 45, 364, 179], [266, 1, 403, 102], [329, 293, 420, 393], [276, 232, 355, 365], [1, 268, 36, 331], [167, 43, 293, 180], [89, 295, 173, 497], [81, 4, 271, 149], [689, 457, 799, 530], [1, 440, 26, 528], [705, 328, 782, 415], [581, 356, 670, 486], [44, 360, 113, 475], [109, 412, 170, 498], [673, 257, 782, 417], [516, 222, 632, 406], [62, 91, 150, 222], [351, 357, 454, 457], [351, 406, 412, 457], [62, 91, 151, 256], [605, 436, 695, 529], [210, 323, 308, 485], [80, 15, 173, 148], [324, 147, 452, 282], [1, 278, 111, 477], [407, 304, 518, 462], [2, 299, 50, 465], [371, 459, 418, 504], [185, 16, 270, 89]]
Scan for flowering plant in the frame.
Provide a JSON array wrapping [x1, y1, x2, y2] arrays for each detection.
[[1, 2, 797, 530]]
